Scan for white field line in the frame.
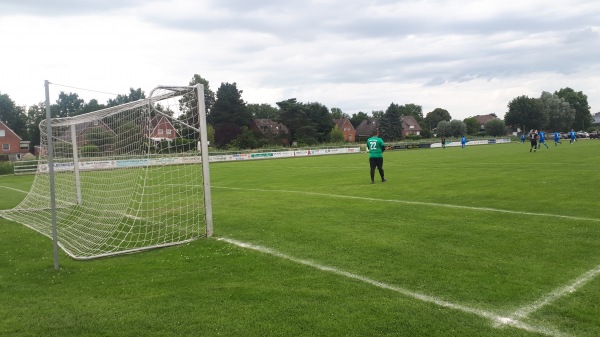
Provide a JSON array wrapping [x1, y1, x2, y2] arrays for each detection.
[[213, 186, 600, 223], [0, 185, 29, 194], [218, 237, 568, 337], [508, 263, 600, 321]]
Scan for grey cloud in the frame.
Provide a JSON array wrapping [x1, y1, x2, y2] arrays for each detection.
[[424, 77, 447, 86], [564, 27, 600, 43]]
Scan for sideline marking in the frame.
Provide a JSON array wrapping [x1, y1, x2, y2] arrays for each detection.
[[0, 185, 29, 194], [218, 237, 567, 337], [214, 186, 600, 223]]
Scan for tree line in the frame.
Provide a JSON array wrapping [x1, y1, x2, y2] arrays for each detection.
[[505, 89, 593, 134], [0, 73, 594, 151]]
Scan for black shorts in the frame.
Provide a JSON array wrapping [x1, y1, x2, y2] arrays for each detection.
[[369, 157, 383, 169]]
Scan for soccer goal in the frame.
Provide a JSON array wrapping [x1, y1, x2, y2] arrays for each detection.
[[0, 84, 213, 260]]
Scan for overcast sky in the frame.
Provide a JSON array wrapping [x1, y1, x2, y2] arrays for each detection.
[[1, 0, 599, 120]]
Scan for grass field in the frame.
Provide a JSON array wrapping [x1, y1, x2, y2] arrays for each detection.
[[1, 140, 600, 337]]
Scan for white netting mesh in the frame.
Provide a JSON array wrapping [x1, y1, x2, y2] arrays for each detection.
[[0, 85, 210, 259]]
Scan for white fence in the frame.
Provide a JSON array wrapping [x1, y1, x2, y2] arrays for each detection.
[[12, 139, 512, 175]]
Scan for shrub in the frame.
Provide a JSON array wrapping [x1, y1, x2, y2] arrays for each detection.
[[405, 134, 422, 141], [80, 145, 100, 157], [0, 161, 14, 175]]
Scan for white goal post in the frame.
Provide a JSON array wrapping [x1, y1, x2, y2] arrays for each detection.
[[0, 84, 213, 260]]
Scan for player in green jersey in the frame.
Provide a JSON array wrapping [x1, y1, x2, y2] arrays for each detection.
[[366, 130, 387, 184]]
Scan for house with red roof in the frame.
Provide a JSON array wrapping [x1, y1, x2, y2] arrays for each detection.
[[401, 115, 422, 136], [472, 114, 499, 132], [251, 119, 289, 145], [148, 115, 178, 141], [333, 118, 356, 142], [0, 121, 30, 160]]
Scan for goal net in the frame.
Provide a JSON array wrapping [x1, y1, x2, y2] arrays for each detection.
[[0, 85, 213, 259]]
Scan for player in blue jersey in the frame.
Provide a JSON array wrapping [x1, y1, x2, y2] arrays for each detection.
[[520, 133, 526, 143], [553, 131, 562, 146], [461, 136, 467, 148], [537, 131, 549, 149], [569, 129, 577, 143]]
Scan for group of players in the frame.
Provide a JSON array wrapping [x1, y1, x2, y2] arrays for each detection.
[[523, 129, 577, 152], [367, 128, 580, 184]]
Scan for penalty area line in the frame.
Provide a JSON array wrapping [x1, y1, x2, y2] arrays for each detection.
[[217, 237, 567, 337], [213, 186, 600, 223], [0, 185, 29, 194], [508, 262, 600, 321]]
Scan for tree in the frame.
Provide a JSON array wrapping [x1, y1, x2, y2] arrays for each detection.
[[80, 99, 106, 115], [0, 92, 28, 137], [179, 75, 215, 117], [349, 111, 368, 128], [449, 119, 467, 137], [277, 98, 316, 145], [371, 110, 384, 120], [207, 124, 215, 145], [247, 103, 280, 119], [329, 125, 345, 143], [107, 88, 145, 108], [331, 107, 349, 120], [178, 74, 216, 141], [424, 108, 451, 130], [230, 126, 260, 149], [504, 95, 545, 132], [26, 103, 46, 149], [484, 119, 506, 136], [420, 129, 432, 139], [379, 103, 404, 141], [209, 82, 251, 147], [399, 103, 425, 129], [463, 117, 479, 135], [85, 127, 114, 148], [436, 120, 452, 137], [55, 92, 84, 117], [555, 87, 592, 131], [539, 91, 574, 132], [304, 102, 334, 143]]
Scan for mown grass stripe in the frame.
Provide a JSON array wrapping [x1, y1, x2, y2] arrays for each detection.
[[214, 186, 600, 223]]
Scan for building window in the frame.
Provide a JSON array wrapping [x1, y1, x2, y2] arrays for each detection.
[[409, 125, 414, 129], [2, 144, 9, 151], [166, 129, 172, 135], [158, 129, 164, 135], [94, 120, 99, 126], [0, 130, 5, 137], [20, 143, 29, 149]]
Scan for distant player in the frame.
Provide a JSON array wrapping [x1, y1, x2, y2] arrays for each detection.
[[529, 129, 538, 152], [461, 136, 467, 148], [441, 137, 446, 149], [553, 131, 562, 146], [366, 129, 386, 184], [569, 129, 577, 143], [538, 131, 549, 149], [520, 133, 526, 143]]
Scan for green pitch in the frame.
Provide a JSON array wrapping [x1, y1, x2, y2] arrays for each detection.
[[1, 141, 599, 337]]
